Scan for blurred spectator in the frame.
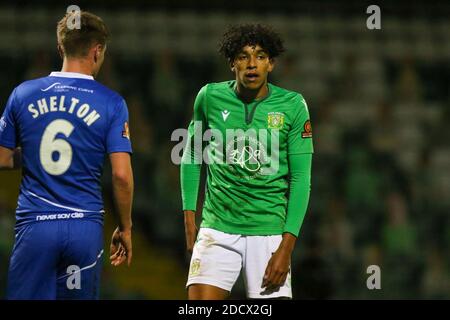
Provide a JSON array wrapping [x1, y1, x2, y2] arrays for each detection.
[[321, 196, 355, 262], [148, 50, 185, 141], [382, 192, 417, 257], [151, 142, 183, 248], [421, 247, 450, 299], [369, 101, 398, 155], [394, 55, 423, 103], [313, 99, 341, 157], [126, 94, 156, 229], [320, 196, 356, 298], [97, 56, 123, 92], [24, 50, 53, 79], [382, 191, 421, 298], [0, 196, 14, 298]]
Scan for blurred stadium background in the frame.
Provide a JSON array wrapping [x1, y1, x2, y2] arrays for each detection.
[[0, 1, 449, 299]]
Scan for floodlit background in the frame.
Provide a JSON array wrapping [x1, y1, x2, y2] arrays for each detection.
[[0, 1, 449, 299]]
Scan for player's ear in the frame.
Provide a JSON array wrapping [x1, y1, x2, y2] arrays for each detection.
[[57, 44, 64, 59], [230, 61, 235, 72], [93, 44, 102, 63], [268, 58, 275, 73], [94, 44, 106, 63]]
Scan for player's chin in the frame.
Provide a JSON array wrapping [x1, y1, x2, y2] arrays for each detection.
[[242, 79, 264, 90]]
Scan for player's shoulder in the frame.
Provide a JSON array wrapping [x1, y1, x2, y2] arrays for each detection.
[[13, 76, 124, 104], [13, 76, 50, 98], [10, 76, 61, 104], [202, 80, 234, 96], [269, 83, 308, 111], [90, 80, 124, 104], [269, 83, 304, 101]]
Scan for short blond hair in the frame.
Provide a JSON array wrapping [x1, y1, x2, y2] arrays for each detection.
[[57, 11, 109, 58]]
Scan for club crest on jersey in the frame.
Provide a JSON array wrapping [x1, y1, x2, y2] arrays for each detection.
[[267, 112, 285, 129], [122, 122, 130, 139]]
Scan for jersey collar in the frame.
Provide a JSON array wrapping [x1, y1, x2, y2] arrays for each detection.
[[49, 71, 94, 80], [230, 80, 272, 103]]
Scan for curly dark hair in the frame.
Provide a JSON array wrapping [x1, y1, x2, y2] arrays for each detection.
[[218, 24, 285, 62]]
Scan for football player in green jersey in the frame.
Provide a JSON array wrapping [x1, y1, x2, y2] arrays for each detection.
[[180, 24, 313, 299]]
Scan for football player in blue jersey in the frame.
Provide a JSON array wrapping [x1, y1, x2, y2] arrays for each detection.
[[0, 11, 134, 299]]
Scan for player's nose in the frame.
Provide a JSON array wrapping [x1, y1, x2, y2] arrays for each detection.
[[247, 56, 257, 68]]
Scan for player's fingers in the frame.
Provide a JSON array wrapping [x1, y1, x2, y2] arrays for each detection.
[[272, 272, 285, 289], [266, 266, 286, 290], [110, 251, 119, 261], [110, 255, 118, 265], [266, 273, 280, 291], [274, 269, 289, 289], [120, 239, 132, 266], [109, 245, 121, 258], [110, 244, 118, 256], [279, 273, 288, 287], [262, 261, 273, 288], [111, 237, 131, 265], [266, 279, 278, 291], [110, 255, 122, 265], [112, 254, 126, 266], [112, 244, 129, 265], [109, 244, 123, 260], [110, 235, 122, 251]]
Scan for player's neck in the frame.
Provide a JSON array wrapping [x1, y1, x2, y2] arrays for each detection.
[[61, 59, 95, 77], [235, 81, 269, 104]]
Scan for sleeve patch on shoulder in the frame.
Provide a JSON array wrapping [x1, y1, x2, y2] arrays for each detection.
[[0, 117, 6, 132], [122, 122, 130, 139], [301, 120, 312, 138]]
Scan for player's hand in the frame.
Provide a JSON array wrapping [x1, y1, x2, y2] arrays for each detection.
[[262, 233, 297, 292], [110, 227, 133, 267], [184, 210, 198, 254], [261, 248, 291, 292]]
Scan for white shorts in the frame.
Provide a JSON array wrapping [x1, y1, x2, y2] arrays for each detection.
[[186, 227, 292, 299]]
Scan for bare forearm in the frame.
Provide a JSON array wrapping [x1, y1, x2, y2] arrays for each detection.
[[112, 176, 133, 231], [0, 157, 13, 169], [279, 232, 297, 254], [184, 210, 198, 253], [0, 146, 20, 170], [13, 147, 21, 169], [184, 210, 196, 224]]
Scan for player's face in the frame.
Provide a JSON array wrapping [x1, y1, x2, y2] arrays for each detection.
[[231, 45, 274, 91]]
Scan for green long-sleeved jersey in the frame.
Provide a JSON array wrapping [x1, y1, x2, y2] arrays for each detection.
[[181, 80, 313, 236]]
